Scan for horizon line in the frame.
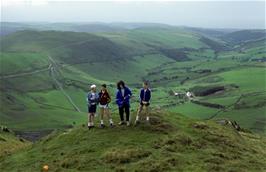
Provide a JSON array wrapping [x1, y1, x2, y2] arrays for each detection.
[[1, 21, 265, 30]]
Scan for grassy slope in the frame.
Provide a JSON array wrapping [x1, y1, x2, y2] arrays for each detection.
[[0, 130, 30, 157], [0, 29, 206, 131], [0, 52, 49, 75], [0, 28, 265, 134], [0, 111, 265, 172]]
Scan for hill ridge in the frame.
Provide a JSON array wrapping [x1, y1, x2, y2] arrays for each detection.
[[1, 111, 266, 171]]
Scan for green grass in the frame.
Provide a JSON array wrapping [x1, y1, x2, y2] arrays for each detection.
[[218, 67, 266, 91], [168, 102, 219, 119], [0, 111, 266, 172], [0, 27, 265, 135], [0, 52, 49, 75], [0, 25, 266, 171], [0, 130, 30, 158], [213, 107, 266, 134], [0, 89, 87, 131]]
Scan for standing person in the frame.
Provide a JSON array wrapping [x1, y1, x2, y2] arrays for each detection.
[[98, 84, 113, 128], [87, 84, 99, 129], [116, 80, 132, 126], [135, 81, 151, 125]]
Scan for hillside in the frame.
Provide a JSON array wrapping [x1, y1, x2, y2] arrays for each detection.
[[220, 30, 266, 45], [0, 111, 265, 172], [0, 22, 126, 36], [0, 26, 265, 135], [0, 129, 30, 157]]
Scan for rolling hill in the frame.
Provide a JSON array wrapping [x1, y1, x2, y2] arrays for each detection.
[[0, 24, 265, 136], [0, 111, 265, 171], [220, 30, 266, 45]]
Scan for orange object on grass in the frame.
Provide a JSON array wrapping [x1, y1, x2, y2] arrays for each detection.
[[43, 165, 49, 171]]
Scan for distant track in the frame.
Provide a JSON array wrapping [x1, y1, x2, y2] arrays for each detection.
[[0, 38, 97, 79], [1, 55, 82, 113], [1, 39, 94, 112], [0, 65, 51, 79], [206, 91, 266, 120], [205, 95, 243, 120], [48, 56, 82, 113]]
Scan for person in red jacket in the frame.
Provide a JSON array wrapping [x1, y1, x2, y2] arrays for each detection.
[[98, 84, 113, 128]]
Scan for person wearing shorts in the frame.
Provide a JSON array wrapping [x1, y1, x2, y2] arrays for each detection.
[[135, 81, 151, 125], [98, 84, 113, 128], [87, 84, 99, 129]]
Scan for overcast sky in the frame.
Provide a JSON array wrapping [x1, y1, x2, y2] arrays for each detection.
[[1, 0, 265, 29]]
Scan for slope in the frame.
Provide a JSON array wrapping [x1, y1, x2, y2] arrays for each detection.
[[0, 129, 30, 157], [0, 111, 265, 172]]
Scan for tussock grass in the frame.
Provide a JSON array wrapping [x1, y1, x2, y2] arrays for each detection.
[[103, 148, 151, 164]]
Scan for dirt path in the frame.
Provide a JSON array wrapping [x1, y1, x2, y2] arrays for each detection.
[[0, 65, 51, 79], [206, 91, 266, 120], [205, 95, 243, 120], [1, 54, 82, 112], [1, 38, 90, 112], [48, 55, 82, 112]]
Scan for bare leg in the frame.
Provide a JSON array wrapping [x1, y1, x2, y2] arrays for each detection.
[[100, 108, 104, 125], [135, 105, 143, 123], [88, 113, 91, 126], [91, 113, 95, 126], [144, 106, 150, 121], [105, 108, 113, 125]]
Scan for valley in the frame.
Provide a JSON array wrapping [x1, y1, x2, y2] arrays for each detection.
[[0, 24, 265, 135], [0, 22, 265, 172]]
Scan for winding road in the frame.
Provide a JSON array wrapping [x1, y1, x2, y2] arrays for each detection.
[[50, 66, 81, 112], [0, 65, 51, 79], [1, 55, 82, 113]]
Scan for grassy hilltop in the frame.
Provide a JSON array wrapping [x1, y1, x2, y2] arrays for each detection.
[[0, 111, 266, 172]]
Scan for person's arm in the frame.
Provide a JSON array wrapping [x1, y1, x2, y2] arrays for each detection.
[[116, 90, 120, 104], [147, 89, 151, 102], [87, 93, 91, 104], [86, 93, 89, 102], [128, 88, 132, 97], [123, 88, 132, 100], [139, 89, 143, 102], [96, 93, 100, 104], [107, 92, 111, 102], [98, 92, 101, 101]]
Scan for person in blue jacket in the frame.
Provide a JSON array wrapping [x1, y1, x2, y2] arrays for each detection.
[[135, 81, 151, 125], [116, 80, 132, 126]]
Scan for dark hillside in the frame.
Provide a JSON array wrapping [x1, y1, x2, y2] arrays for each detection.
[[221, 30, 266, 45]]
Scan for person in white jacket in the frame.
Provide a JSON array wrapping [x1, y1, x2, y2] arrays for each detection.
[[87, 84, 99, 129]]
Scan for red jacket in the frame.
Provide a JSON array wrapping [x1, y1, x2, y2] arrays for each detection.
[[98, 91, 111, 105]]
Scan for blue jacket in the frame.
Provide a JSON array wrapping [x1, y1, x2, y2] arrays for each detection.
[[87, 92, 99, 106], [140, 88, 151, 102], [116, 87, 132, 107]]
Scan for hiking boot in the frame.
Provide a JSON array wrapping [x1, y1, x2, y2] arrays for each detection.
[[126, 121, 130, 127], [100, 124, 105, 128], [118, 121, 125, 125]]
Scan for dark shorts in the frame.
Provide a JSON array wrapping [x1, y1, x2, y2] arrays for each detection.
[[140, 102, 150, 106], [88, 104, 97, 113]]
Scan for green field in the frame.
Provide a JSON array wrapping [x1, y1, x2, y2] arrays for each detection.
[[0, 25, 265, 135], [0, 22, 266, 172]]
